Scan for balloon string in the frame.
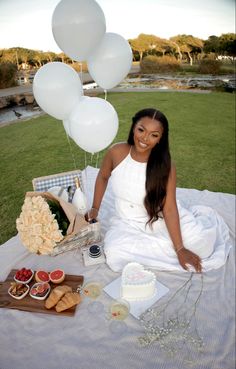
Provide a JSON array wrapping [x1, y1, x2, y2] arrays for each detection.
[[104, 89, 107, 100], [79, 62, 83, 83], [79, 62, 84, 95], [95, 153, 100, 168], [65, 132, 78, 170], [84, 151, 87, 169]]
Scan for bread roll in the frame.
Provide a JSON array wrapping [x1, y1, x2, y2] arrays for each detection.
[[55, 292, 81, 313], [45, 285, 72, 309]]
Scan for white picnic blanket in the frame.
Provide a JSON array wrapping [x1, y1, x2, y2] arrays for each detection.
[[0, 166, 235, 369]]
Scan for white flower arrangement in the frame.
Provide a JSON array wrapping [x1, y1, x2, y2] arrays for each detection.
[[16, 196, 64, 255]]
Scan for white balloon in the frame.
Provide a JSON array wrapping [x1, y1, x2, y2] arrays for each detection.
[[63, 97, 90, 136], [33, 62, 83, 120], [87, 32, 133, 89], [52, 0, 106, 61], [69, 97, 119, 153]]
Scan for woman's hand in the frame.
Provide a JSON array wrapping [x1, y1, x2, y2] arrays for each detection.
[[176, 248, 202, 273], [85, 207, 98, 222]]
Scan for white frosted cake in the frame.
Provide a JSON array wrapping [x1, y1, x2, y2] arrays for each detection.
[[121, 262, 156, 301]]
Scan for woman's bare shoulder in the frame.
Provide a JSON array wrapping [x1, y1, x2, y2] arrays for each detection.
[[110, 142, 130, 153], [170, 161, 176, 174], [109, 142, 131, 167]]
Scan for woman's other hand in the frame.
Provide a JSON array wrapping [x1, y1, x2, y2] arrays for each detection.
[[177, 248, 202, 273]]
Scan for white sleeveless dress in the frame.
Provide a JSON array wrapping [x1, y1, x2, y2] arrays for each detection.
[[103, 152, 231, 272]]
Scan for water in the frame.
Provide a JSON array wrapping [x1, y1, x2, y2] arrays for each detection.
[[119, 74, 235, 91], [0, 83, 98, 127], [0, 105, 43, 126], [1, 74, 234, 126]]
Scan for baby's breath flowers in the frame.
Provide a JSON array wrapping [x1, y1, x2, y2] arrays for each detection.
[[138, 273, 204, 362], [16, 196, 65, 255]]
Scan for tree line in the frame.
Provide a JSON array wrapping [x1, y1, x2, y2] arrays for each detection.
[[129, 33, 236, 65], [0, 48, 70, 69], [0, 33, 235, 70]]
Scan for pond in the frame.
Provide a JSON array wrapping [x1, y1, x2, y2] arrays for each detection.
[[0, 105, 43, 127], [0, 74, 235, 126], [118, 74, 236, 91]]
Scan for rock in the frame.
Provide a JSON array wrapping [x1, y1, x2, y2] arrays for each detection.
[[0, 92, 35, 110], [24, 94, 35, 104], [0, 97, 9, 109], [14, 94, 26, 105]]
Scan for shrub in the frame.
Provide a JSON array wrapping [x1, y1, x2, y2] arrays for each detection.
[[0, 62, 18, 88], [140, 55, 181, 73], [198, 59, 222, 75]]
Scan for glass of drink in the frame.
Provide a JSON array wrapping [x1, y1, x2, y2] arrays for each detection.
[[109, 299, 130, 320]]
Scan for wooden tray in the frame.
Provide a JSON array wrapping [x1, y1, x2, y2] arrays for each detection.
[[0, 270, 84, 317]]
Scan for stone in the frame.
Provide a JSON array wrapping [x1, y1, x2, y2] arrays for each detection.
[[24, 94, 35, 104], [0, 97, 9, 109]]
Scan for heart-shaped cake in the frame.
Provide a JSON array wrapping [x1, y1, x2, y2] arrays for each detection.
[[121, 262, 156, 301]]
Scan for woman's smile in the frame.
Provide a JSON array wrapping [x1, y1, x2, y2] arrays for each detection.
[[138, 140, 148, 148], [133, 117, 163, 154]]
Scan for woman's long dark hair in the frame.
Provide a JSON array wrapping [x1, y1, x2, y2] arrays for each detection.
[[127, 108, 171, 224]]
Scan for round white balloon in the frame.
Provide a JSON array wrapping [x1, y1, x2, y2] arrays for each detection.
[[33, 62, 83, 120], [63, 96, 90, 136], [52, 0, 106, 61], [87, 32, 133, 89], [69, 97, 119, 153]]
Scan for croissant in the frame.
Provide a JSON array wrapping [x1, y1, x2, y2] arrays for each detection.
[[45, 285, 72, 309], [55, 292, 81, 313]]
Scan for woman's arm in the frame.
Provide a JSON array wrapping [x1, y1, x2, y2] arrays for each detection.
[[163, 164, 202, 272], [87, 147, 114, 220]]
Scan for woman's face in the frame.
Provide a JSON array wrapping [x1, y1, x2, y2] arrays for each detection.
[[133, 117, 164, 153]]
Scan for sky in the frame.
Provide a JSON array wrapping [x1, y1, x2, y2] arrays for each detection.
[[0, 0, 235, 53]]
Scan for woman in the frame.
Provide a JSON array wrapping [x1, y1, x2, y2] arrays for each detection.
[[88, 108, 229, 273]]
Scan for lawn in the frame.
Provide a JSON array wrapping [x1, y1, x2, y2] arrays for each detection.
[[0, 91, 235, 245]]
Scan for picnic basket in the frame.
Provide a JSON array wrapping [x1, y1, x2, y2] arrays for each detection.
[[32, 170, 101, 256]]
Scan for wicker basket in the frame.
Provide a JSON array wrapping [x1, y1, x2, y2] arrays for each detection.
[[32, 170, 101, 256], [32, 169, 84, 201]]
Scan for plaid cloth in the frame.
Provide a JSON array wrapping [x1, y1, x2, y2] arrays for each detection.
[[32, 170, 84, 199]]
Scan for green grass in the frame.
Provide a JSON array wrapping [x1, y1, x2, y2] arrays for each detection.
[[0, 91, 235, 244]]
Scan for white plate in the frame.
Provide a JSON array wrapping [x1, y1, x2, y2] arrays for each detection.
[[30, 283, 51, 300], [103, 277, 169, 319], [8, 284, 30, 300], [14, 269, 34, 284]]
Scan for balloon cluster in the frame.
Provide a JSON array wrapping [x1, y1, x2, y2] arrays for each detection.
[[33, 0, 133, 154]]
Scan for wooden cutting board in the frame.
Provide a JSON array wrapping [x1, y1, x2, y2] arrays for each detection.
[[0, 270, 84, 317]]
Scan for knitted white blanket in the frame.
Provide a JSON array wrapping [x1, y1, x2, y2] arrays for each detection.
[[0, 166, 235, 369]]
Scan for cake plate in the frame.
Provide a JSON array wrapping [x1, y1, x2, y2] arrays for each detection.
[[103, 277, 169, 319]]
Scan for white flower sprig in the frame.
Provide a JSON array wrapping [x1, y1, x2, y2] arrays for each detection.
[[138, 273, 204, 362], [16, 196, 64, 255]]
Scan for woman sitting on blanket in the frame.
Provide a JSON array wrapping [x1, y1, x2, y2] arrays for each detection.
[[87, 108, 227, 273]]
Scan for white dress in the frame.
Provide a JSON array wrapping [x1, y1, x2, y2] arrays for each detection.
[[103, 152, 231, 272]]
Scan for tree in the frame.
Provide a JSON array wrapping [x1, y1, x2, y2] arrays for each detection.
[[32, 51, 44, 67], [170, 35, 203, 65], [129, 35, 149, 61], [42, 51, 57, 63], [0, 62, 17, 88], [0, 47, 38, 69], [129, 34, 163, 60], [159, 39, 175, 56], [0, 48, 17, 64], [219, 33, 236, 59], [204, 35, 221, 56], [203, 33, 236, 61]]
